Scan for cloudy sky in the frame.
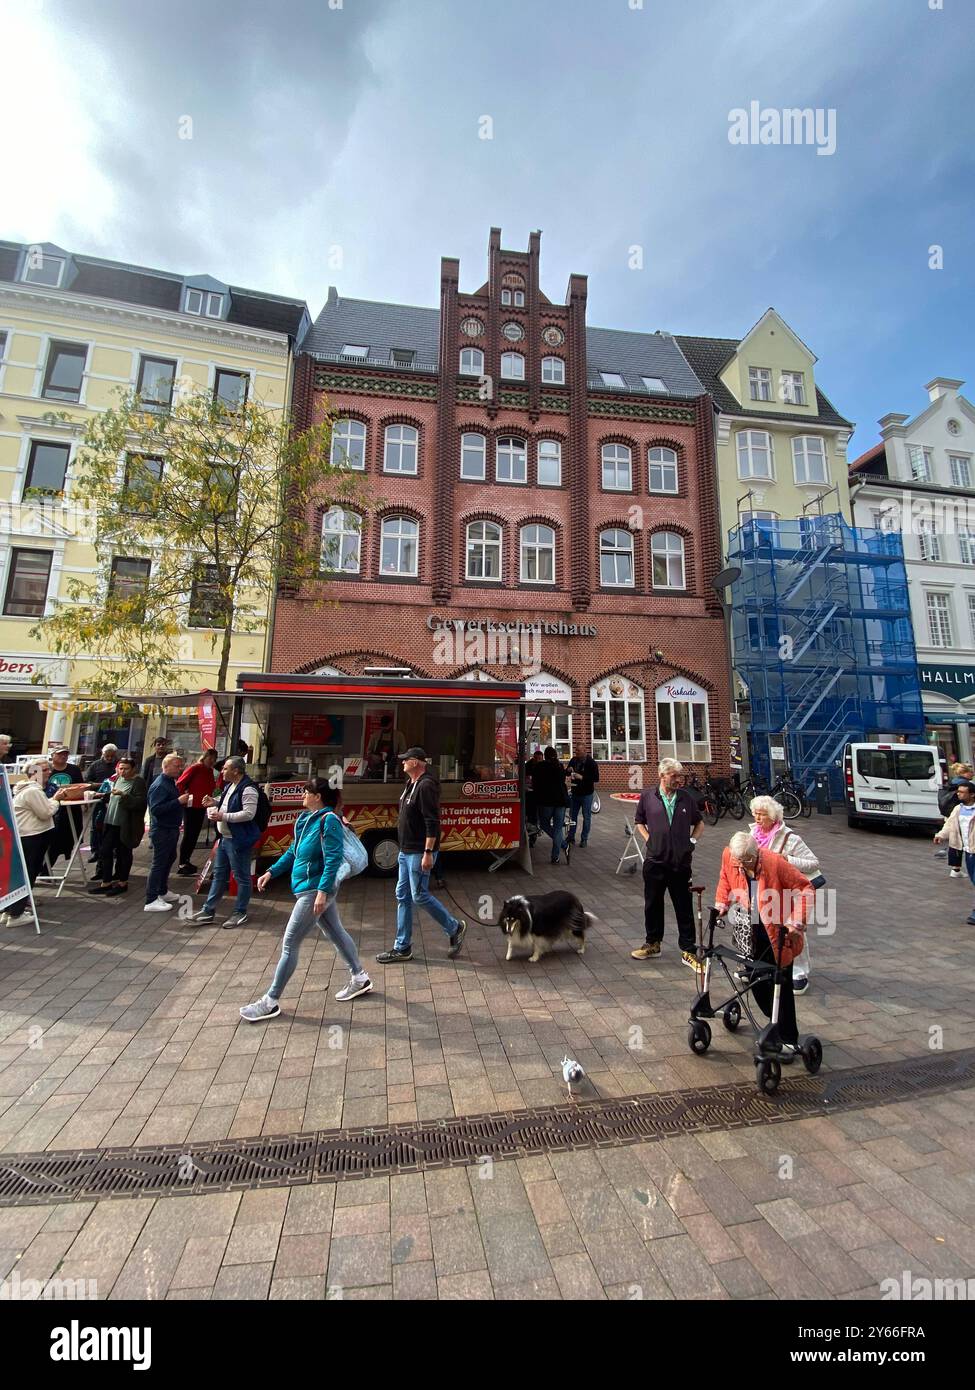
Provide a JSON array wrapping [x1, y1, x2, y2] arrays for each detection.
[[1, 0, 971, 453]]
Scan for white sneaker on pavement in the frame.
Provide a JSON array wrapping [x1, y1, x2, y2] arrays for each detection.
[[143, 899, 173, 912], [335, 972, 373, 1002]]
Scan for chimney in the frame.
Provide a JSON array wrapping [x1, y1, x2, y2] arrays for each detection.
[[326, 285, 338, 305], [924, 377, 964, 403]]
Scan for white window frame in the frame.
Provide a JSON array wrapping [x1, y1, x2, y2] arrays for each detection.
[[460, 432, 486, 480], [648, 446, 678, 494], [183, 288, 204, 315], [959, 531, 975, 565], [968, 593, 975, 645], [341, 344, 369, 359], [590, 678, 646, 762], [22, 253, 66, 288], [918, 520, 942, 562], [949, 454, 972, 488], [737, 430, 774, 480], [642, 377, 666, 393], [749, 366, 773, 401], [651, 532, 685, 590], [926, 591, 953, 648], [320, 507, 361, 575], [496, 437, 527, 484], [599, 372, 626, 389], [501, 352, 525, 380], [330, 418, 367, 471], [602, 442, 632, 491], [541, 356, 565, 384], [513, 290, 525, 307], [537, 439, 561, 487], [780, 370, 805, 405], [205, 292, 224, 318], [792, 435, 829, 484], [599, 529, 634, 588], [501, 289, 512, 306], [909, 445, 932, 482], [380, 516, 419, 577], [656, 689, 711, 764], [383, 423, 418, 475], [527, 704, 572, 760], [520, 525, 555, 585], [465, 521, 502, 582], [459, 347, 484, 375]]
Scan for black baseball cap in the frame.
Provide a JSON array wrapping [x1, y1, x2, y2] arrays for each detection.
[[399, 747, 428, 761]]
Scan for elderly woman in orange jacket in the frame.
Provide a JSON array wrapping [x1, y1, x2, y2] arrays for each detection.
[[715, 830, 814, 1057]]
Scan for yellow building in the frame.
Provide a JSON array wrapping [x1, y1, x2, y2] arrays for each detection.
[[0, 239, 308, 760], [677, 310, 854, 549]]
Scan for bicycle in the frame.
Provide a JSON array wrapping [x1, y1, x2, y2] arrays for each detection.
[[739, 771, 802, 821], [686, 768, 745, 826]]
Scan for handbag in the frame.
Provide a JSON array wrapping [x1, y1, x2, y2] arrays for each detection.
[[784, 831, 826, 889], [727, 901, 753, 958], [323, 811, 367, 886]]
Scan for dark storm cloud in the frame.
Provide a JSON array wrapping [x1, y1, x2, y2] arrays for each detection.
[[50, 0, 392, 284]]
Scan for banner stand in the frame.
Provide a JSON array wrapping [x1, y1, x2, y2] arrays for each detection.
[[0, 765, 42, 936]]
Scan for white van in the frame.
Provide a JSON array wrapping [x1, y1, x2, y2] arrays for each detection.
[[843, 742, 947, 829]]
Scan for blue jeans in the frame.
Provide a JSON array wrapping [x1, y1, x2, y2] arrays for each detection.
[[204, 836, 254, 916], [394, 852, 459, 951], [269, 890, 363, 1000], [537, 805, 566, 861], [146, 825, 179, 904], [567, 793, 593, 844]]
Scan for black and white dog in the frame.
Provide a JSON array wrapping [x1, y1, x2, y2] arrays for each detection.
[[499, 891, 595, 963]]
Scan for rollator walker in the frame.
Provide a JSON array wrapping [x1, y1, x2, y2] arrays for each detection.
[[685, 885, 823, 1095]]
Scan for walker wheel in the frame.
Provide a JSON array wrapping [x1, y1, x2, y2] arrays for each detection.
[[687, 1020, 711, 1054], [723, 1002, 741, 1032], [801, 1036, 823, 1075], [756, 1058, 781, 1095]]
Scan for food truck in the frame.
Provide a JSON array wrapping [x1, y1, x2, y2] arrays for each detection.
[[227, 672, 531, 875]]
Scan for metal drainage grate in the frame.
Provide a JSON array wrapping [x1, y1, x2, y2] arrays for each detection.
[[1, 1047, 973, 1208]]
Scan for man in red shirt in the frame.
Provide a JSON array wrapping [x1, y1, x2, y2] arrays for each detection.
[[176, 748, 217, 875]]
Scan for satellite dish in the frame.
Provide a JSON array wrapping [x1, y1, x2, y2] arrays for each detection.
[[712, 566, 741, 591]]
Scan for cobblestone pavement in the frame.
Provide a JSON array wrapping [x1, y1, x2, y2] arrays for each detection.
[[1, 800, 974, 1299]]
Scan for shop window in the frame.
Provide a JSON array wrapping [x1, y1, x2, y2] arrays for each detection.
[[655, 679, 710, 763], [590, 675, 645, 762]]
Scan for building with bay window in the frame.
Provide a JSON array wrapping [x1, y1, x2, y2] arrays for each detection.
[[271, 228, 731, 789], [0, 238, 308, 757]]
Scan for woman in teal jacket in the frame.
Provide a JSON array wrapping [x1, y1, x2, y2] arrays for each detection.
[[239, 780, 372, 1023]]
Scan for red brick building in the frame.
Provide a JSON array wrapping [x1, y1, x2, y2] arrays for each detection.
[[273, 229, 730, 789]]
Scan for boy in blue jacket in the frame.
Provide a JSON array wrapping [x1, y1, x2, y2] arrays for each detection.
[[239, 779, 371, 1022]]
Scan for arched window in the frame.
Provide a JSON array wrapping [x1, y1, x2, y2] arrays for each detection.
[[320, 507, 361, 574], [520, 524, 555, 584], [383, 423, 418, 474], [648, 446, 678, 494], [656, 679, 710, 763], [501, 352, 525, 380], [496, 437, 527, 484], [461, 432, 486, 480], [590, 675, 645, 762], [537, 439, 561, 486], [651, 532, 685, 589], [541, 356, 565, 385], [380, 516, 418, 576], [459, 347, 483, 376], [330, 418, 366, 470], [465, 521, 502, 581], [737, 430, 774, 480], [602, 442, 632, 491], [599, 528, 634, 587]]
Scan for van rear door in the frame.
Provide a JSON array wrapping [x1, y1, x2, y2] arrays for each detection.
[[893, 746, 940, 822], [851, 745, 897, 817]]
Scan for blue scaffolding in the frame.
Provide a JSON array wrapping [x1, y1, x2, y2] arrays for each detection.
[[728, 513, 925, 796]]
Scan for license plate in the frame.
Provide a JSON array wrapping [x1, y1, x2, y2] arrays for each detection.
[[861, 800, 893, 811]]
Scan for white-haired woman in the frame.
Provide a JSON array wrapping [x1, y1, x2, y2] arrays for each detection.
[[749, 795, 820, 993], [3, 759, 64, 925]]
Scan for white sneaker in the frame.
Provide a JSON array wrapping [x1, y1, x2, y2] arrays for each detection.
[[143, 899, 173, 912], [950, 869, 962, 879], [162, 891, 181, 902], [335, 973, 373, 1002]]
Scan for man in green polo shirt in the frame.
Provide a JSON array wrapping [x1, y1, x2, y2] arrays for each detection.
[[631, 757, 704, 968]]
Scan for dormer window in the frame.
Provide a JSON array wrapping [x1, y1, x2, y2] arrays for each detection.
[[342, 344, 369, 359], [599, 372, 626, 389], [642, 377, 666, 393], [391, 349, 415, 366], [184, 288, 224, 317], [22, 253, 66, 288]]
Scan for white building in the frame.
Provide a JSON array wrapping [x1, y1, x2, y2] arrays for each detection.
[[850, 378, 975, 765]]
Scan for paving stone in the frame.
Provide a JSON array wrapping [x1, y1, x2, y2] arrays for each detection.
[[429, 1213, 486, 1276], [212, 1263, 274, 1299], [648, 1234, 727, 1299], [436, 1270, 495, 1300], [393, 1260, 438, 1300]]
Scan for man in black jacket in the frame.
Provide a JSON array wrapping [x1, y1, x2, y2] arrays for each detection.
[[142, 737, 171, 784], [376, 748, 466, 963], [631, 757, 704, 969], [565, 751, 599, 848], [144, 753, 188, 913]]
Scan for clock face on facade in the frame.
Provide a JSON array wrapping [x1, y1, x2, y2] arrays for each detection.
[[460, 317, 483, 337], [543, 325, 564, 347], [502, 321, 524, 342]]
